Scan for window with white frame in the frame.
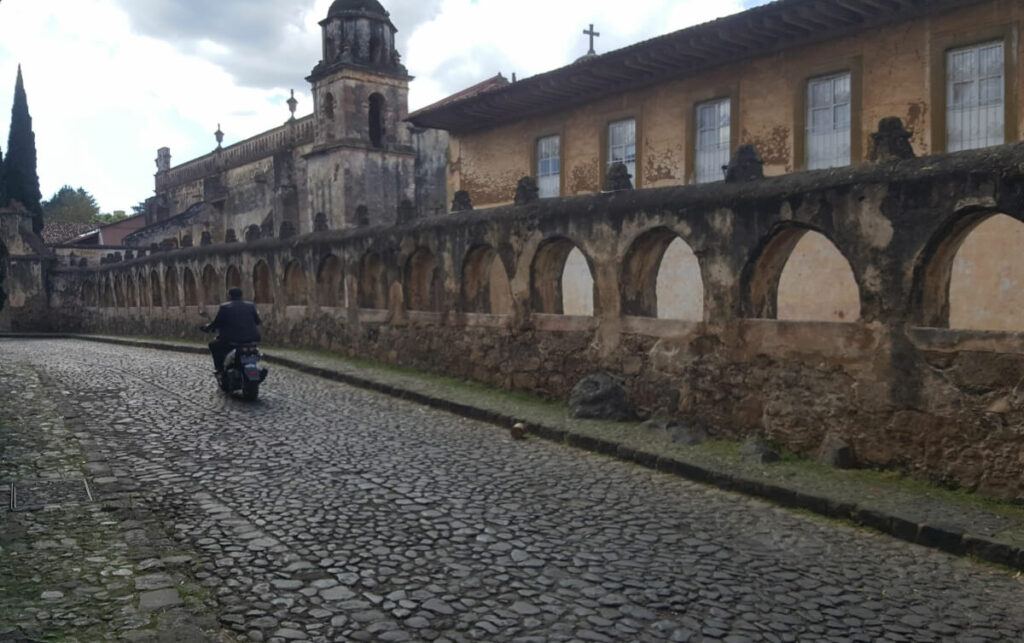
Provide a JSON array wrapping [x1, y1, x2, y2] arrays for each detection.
[[537, 135, 561, 198], [947, 41, 1005, 152], [608, 119, 637, 185], [695, 98, 731, 183], [806, 72, 851, 170]]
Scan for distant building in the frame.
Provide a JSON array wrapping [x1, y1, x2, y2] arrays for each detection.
[[128, 0, 448, 250], [409, 0, 1021, 208]]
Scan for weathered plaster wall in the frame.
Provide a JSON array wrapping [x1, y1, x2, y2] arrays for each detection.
[[950, 213, 1024, 332], [447, 0, 1023, 206], [46, 142, 1024, 501], [0, 210, 52, 331]]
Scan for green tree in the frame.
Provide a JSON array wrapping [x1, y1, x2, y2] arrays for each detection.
[[93, 210, 129, 225], [3, 66, 42, 233], [42, 186, 100, 224]]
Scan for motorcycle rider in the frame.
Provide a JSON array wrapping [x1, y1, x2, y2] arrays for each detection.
[[202, 287, 262, 374]]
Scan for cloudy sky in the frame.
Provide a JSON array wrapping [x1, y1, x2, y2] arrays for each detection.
[[0, 0, 767, 213]]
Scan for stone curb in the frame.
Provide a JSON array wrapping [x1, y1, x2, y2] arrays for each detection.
[[4, 332, 1022, 572]]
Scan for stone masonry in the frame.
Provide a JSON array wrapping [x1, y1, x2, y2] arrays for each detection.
[[32, 140, 1024, 502]]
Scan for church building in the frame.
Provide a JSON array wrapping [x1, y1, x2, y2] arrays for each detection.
[[127, 0, 448, 251]]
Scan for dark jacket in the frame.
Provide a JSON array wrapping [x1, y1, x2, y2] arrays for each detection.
[[205, 300, 262, 344]]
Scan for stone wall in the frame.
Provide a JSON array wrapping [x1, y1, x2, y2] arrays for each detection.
[[45, 142, 1024, 501], [0, 208, 52, 331]]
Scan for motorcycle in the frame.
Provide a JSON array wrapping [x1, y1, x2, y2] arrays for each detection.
[[199, 312, 269, 401]]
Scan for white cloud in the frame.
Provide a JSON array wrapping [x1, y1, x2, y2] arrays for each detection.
[[404, 0, 746, 109], [0, 0, 753, 214]]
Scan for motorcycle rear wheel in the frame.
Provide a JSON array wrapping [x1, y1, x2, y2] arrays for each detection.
[[242, 381, 260, 402]]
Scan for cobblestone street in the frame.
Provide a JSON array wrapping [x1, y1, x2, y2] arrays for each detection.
[[2, 338, 1024, 642]]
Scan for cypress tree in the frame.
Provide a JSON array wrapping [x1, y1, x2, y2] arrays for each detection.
[[4, 66, 43, 233]]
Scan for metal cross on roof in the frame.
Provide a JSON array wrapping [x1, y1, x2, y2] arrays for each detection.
[[584, 24, 600, 55]]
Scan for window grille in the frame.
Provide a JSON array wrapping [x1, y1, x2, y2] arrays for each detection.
[[537, 135, 561, 198], [696, 98, 731, 183], [608, 119, 637, 185], [806, 72, 851, 170], [947, 41, 1005, 152]]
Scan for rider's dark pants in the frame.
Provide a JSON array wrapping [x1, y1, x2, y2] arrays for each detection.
[[209, 339, 232, 372]]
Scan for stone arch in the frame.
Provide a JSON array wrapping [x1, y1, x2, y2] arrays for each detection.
[[182, 268, 200, 307], [253, 260, 273, 305], [284, 260, 309, 306], [317, 255, 345, 307], [358, 252, 388, 310], [82, 280, 97, 308], [323, 91, 336, 120], [202, 265, 220, 305], [621, 228, 704, 320], [245, 225, 262, 243], [461, 245, 513, 314], [314, 212, 329, 232], [531, 237, 596, 316], [126, 274, 139, 308], [101, 279, 115, 308], [0, 240, 7, 312], [138, 273, 150, 307], [164, 268, 180, 308], [149, 270, 162, 307], [369, 93, 386, 148], [404, 248, 441, 312], [114, 275, 127, 308], [742, 225, 861, 322], [915, 212, 1024, 331], [225, 265, 242, 293]]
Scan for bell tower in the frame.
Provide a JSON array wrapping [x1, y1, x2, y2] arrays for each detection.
[[306, 0, 416, 229]]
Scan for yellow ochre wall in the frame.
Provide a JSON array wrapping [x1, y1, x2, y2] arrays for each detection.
[[447, 0, 1023, 208]]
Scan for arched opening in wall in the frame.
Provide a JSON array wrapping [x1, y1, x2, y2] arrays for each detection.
[[322, 92, 336, 120], [225, 265, 242, 294], [101, 280, 114, 308], [114, 276, 127, 309], [252, 260, 273, 305], [317, 255, 344, 307], [245, 225, 262, 243], [744, 226, 861, 322], [149, 271, 162, 307], [530, 237, 596, 316], [82, 281, 97, 308], [182, 268, 200, 307], [920, 213, 1024, 332], [461, 245, 513, 314], [369, 93, 386, 148], [621, 228, 704, 320], [202, 265, 220, 305], [284, 260, 309, 307], [404, 248, 440, 312], [139, 274, 150, 307], [164, 268, 180, 308], [358, 252, 387, 310], [126, 276, 139, 308]]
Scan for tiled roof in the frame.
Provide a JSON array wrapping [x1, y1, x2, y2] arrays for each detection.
[[41, 222, 97, 245], [408, 74, 510, 122], [407, 0, 986, 132]]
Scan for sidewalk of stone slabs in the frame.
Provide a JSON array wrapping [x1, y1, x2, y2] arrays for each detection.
[[5, 332, 1024, 574]]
